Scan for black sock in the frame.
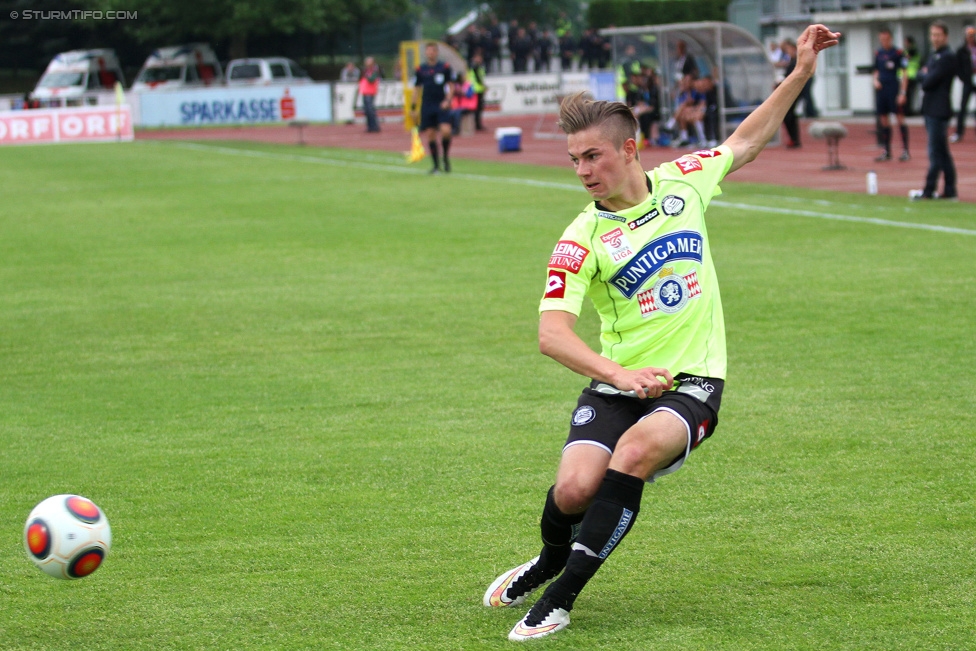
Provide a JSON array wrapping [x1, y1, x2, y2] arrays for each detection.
[[544, 469, 644, 609], [441, 136, 452, 167], [428, 141, 439, 168], [900, 124, 909, 151], [883, 126, 892, 154], [538, 486, 585, 574]]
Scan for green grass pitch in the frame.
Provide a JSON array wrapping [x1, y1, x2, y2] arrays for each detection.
[[0, 141, 974, 650]]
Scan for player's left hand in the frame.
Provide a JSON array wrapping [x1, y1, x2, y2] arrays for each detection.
[[795, 25, 841, 77]]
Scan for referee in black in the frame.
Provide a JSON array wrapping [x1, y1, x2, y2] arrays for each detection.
[[412, 43, 455, 174]]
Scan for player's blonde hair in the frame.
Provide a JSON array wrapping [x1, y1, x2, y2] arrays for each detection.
[[557, 91, 639, 150]]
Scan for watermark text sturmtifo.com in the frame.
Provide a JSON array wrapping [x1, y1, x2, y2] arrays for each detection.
[[9, 10, 138, 20]]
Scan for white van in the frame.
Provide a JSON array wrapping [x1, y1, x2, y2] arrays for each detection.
[[225, 58, 312, 86], [30, 49, 125, 107], [131, 43, 223, 91]]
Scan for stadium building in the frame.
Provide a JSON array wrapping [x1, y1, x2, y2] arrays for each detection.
[[728, 0, 975, 115]]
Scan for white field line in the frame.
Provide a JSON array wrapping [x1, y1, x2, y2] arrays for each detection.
[[163, 142, 976, 237]]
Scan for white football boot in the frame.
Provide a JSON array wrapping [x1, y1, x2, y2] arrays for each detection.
[[508, 597, 571, 641], [483, 556, 553, 608]]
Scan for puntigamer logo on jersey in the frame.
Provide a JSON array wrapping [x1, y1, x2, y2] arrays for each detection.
[[599, 228, 634, 262], [609, 230, 704, 299], [549, 240, 589, 273]]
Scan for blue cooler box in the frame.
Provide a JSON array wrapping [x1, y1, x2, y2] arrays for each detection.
[[495, 127, 522, 153]]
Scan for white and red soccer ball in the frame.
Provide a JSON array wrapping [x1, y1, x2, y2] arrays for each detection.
[[24, 495, 111, 579]]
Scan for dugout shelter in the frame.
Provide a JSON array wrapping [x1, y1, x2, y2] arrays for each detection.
[[600, 21, 775, 144]]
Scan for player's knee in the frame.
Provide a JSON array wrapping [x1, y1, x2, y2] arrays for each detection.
[[553, 476, 599, 513], [610, 441, 652, 476], [612, 435, 677, 478]]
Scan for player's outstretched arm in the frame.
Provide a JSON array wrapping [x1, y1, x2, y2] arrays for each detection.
[[539, 311, 673, 399], [724, 24, 841, 174]]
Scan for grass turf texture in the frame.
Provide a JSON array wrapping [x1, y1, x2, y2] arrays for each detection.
[[0, 141, 973, 650]]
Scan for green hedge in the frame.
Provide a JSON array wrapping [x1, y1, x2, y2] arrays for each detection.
[[587, 0, 731, 29]]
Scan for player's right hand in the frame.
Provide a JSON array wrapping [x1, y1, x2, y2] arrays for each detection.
[[610, 366, 674, 399]]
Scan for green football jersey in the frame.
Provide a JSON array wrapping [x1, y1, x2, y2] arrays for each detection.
[[540, 145, 733, 379]]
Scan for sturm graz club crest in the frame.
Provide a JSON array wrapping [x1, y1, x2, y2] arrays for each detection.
[[661, 195, 685, 216], [572, 405, 596, 426]]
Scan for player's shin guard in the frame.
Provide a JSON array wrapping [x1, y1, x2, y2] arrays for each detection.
[[543, 469, 644, 609], [428, 140, 440, 169], [538, 486, 585, 574]]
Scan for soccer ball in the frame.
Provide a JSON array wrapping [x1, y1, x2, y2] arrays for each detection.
[[24, 495, 112, 579]]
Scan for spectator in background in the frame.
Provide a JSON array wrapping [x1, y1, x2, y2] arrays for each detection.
[[768, 40, 787, 86], [950, 25, 975, 142], [580, 28, 600, 70], [559, 31, 577, 72], [488, 16, 503, 73], [672, 39, 699, 83], [538, 30, 554, 72], [599, 33, 612, 69], [873, 28, 910, 161], [340, 61, 360, 82], [359, 57, 381, 133], [911, 21, 957, 200], [450, 71, 478, 135], [470, 51, 488, 131], [527, 21, 541, 71], [671, 73, 706, 147], [903, 35, 921, 116], [626, 69, 660, 147], [780, 39, 801, 148], [697, 75, 720, 146], [510, 27, 533, 73], [464, 25, 481, 67]]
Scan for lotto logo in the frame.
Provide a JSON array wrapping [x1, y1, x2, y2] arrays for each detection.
[[548, 240, 589, 273], [673, 157, 703, 174], [544, 270, 566, 299]]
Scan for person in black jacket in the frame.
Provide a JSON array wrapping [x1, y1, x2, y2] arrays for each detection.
[[950, 26, 975, 142], [911, 21, 958, 200]]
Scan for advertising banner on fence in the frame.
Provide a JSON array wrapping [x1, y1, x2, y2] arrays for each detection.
[[333, 81, 405, 123], [0, 105, 133, 145], [136, 84, 333, 127], [332, 71, 614, 124]]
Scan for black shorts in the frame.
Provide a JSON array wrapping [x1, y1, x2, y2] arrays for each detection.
[[565, 374, 723, 481], [419, 108, 451, 131], [876, 87, 902, 116]]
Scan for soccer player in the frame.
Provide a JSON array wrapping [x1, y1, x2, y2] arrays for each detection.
[[482, 24, 841, 641], [873, 28, 911, 162], [412, 43, 454, 174]]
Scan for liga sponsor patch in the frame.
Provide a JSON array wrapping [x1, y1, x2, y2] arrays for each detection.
[[544, 270, 566, 299], [673, 156, 703, 175], [548, 240, 590, 273], [599, 227, 634, 262]]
